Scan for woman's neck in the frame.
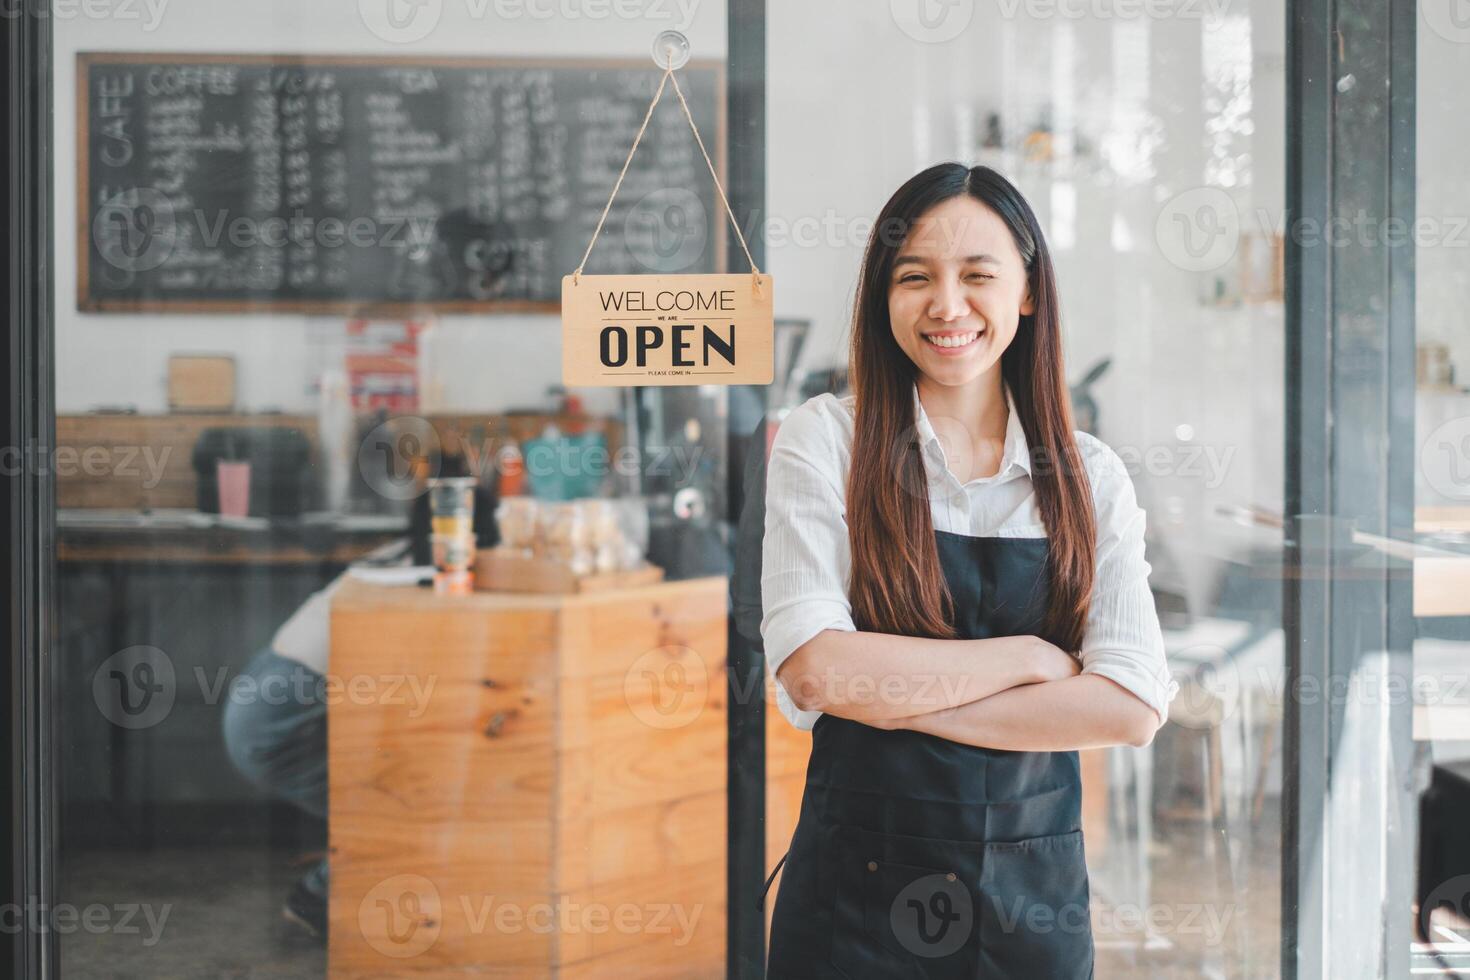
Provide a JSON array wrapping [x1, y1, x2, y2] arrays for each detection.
[[915, 370, 1009, 481], [917, 371, 1008, 442]]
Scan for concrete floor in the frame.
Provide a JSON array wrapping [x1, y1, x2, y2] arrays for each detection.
[[61, 846, 325, 980], [56, 801, 1457, 978]]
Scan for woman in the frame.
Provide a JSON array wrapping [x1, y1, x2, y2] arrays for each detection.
[[760, 163, 1178, 978]]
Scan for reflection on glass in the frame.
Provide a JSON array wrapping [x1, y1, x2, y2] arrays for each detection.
[[56, 7, 734, 977], [767, 1, 1285, 974], [1412, 1, 1470, 967]]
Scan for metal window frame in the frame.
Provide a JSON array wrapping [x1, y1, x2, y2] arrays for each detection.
[[725, 1, 767, 977], [4, 2, 57, 978], [1282, 0, 1418, 975]]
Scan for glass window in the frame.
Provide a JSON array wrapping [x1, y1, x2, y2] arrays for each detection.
[[763, 2, 1284, 975], [15, 0, 1442, 976]]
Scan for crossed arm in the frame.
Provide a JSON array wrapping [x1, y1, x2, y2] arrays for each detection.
[[776, 628, 1161, 750]]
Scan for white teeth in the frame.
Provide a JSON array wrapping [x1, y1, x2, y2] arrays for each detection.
[[924, 332, 979, 348]]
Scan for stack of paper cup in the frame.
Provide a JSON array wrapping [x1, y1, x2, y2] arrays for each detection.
[[427, 477, 477, 595]]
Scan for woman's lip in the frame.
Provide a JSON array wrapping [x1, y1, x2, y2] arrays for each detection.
[[921, 326, 985, 337], [922, 330, 982, 354]]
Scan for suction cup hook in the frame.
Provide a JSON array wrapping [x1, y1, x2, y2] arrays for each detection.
[[651, 30, 691, 70]]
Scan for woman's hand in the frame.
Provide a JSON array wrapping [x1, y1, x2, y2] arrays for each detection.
[[1027, 636, 1083, 683], [868, 705, 955, 732], [868, 638, 1077, 734]]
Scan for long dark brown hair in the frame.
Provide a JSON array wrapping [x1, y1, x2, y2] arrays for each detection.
[[846, 163, 1096, 653]]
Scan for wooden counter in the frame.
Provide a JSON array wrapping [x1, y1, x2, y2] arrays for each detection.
[[328, 576, 727, 979]]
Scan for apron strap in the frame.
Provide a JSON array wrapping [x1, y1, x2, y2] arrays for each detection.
[[757, 850, 789, 911]]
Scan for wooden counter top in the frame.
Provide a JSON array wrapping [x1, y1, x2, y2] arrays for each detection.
[[329, 573, 727, 612]]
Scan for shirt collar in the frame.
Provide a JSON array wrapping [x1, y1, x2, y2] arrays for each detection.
[[911, 381, 1032, 481]]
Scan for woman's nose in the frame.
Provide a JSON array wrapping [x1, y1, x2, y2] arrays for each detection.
[[927, 281, 968, 321]]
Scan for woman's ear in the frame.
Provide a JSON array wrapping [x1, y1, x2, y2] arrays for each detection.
[[1020, 285, 1035, 317]]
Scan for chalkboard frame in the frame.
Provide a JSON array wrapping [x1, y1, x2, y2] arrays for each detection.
[[76, 52, 729, 316]]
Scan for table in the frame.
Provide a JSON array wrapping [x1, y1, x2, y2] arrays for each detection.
[[327, 575, 728, 978], [57, 508, 405, 565]]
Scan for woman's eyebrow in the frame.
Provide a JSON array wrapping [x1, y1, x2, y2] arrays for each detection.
[[893, 253, 1001, 268]]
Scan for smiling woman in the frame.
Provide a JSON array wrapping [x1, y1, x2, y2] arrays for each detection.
[[761, 163, 1177, 978]]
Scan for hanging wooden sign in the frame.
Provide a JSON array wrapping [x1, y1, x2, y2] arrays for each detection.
[[562, 63, 773, 388], [562, 272, 772, 386]]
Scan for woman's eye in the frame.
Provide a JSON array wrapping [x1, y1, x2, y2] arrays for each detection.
[[965, 273, 994, 282], [898, 274, 927, 284]]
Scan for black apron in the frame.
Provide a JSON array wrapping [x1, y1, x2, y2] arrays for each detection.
[[767, 529, 1095, 979]]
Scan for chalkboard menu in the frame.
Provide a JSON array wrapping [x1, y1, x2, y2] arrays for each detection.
[[77, 54, 726, 313]]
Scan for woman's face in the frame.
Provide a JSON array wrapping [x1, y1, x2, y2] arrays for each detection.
[[887, 194, 1033, 390]]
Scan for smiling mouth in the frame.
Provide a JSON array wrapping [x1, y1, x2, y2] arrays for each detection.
[[922, 329, 982, 350]]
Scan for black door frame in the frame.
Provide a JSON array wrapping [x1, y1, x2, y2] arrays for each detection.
[[724, 1, 767, 978], [5, 1, 58, 978], [1282, 0, 1418, 975]]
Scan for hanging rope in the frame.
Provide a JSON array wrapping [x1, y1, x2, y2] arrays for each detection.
[[573, 66, 762, 293]]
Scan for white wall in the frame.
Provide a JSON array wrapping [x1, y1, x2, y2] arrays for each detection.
[[1418, 19, 1470, 386], [54, 0, 726, 416], [767, 0, 1289, 613]]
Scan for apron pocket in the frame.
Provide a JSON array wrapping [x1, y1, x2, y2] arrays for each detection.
[[827, 825, 984, 980], [977, 828, 1094, 979]]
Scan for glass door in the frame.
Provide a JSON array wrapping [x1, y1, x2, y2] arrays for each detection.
[[3, 0, 1449, 977], [21, 4, 741, 978]]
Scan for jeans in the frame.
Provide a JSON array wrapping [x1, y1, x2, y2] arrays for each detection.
[[221, 647, 328, 898]]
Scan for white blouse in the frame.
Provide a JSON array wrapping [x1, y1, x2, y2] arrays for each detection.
[[760, 383, 1180, 732]]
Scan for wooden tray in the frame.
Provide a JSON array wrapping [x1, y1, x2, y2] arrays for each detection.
[[473, 548, 664, 594]]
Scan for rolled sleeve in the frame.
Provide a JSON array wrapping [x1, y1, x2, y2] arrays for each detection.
[[760, 398, 857, 730], [1077, 438, 1180, 727]]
